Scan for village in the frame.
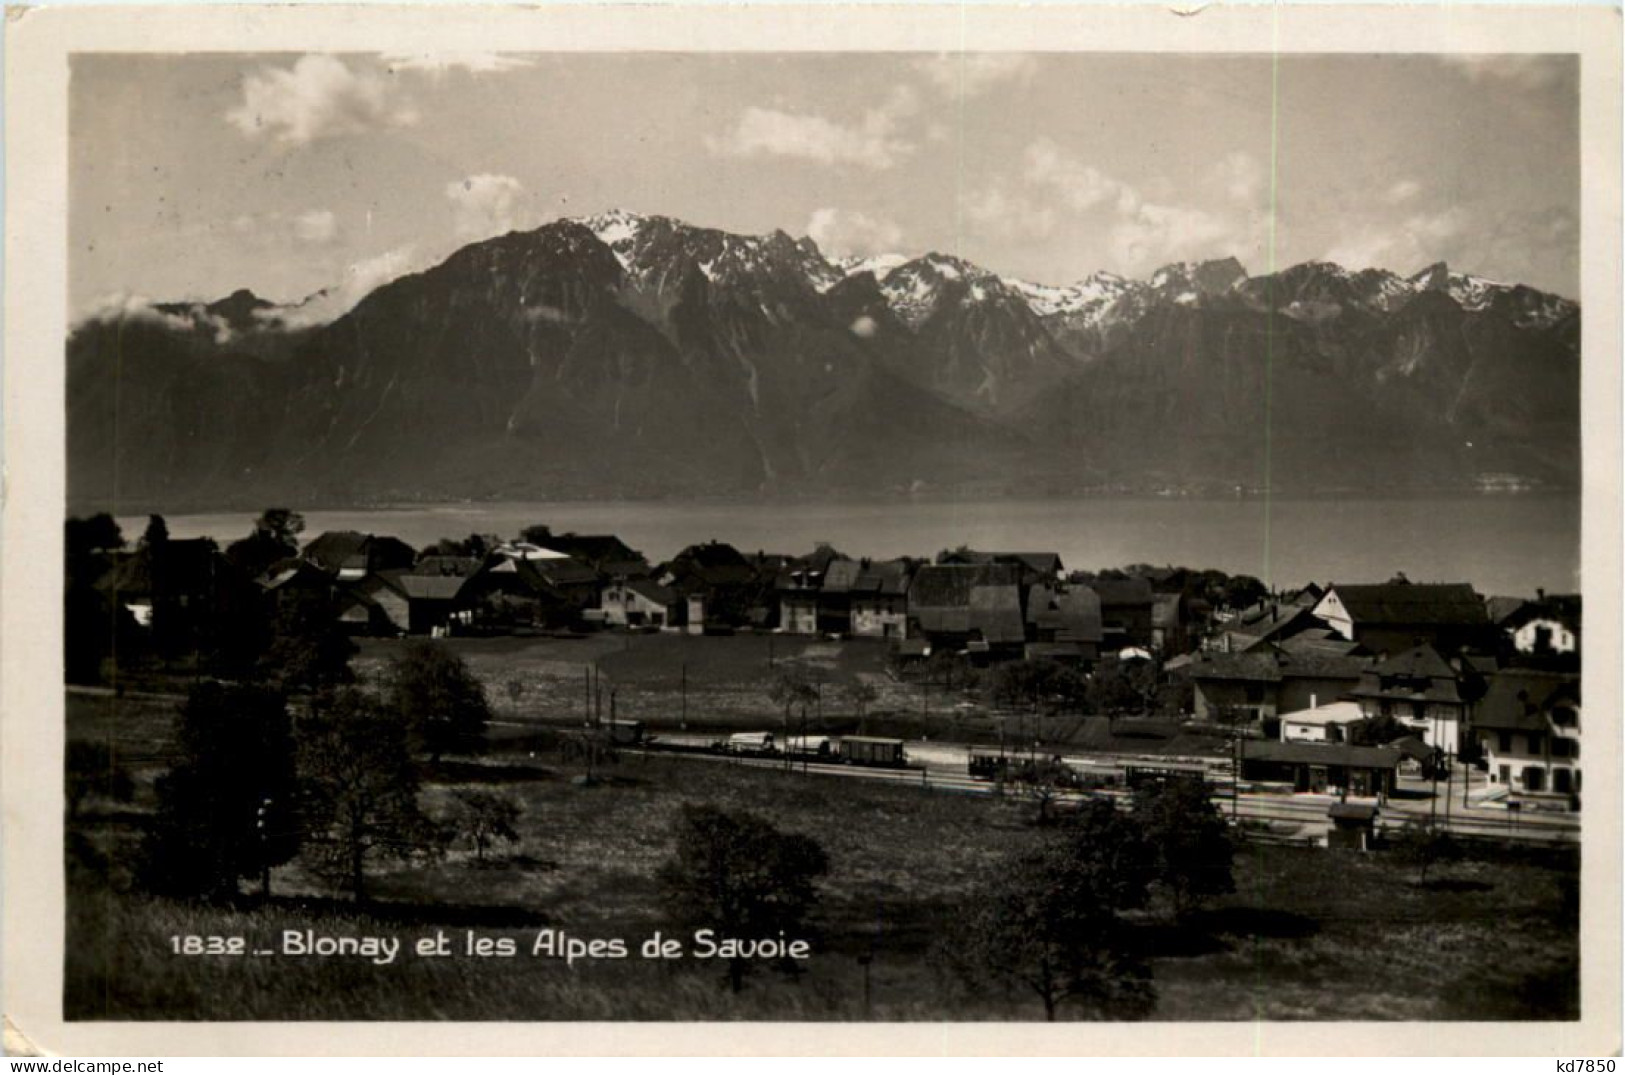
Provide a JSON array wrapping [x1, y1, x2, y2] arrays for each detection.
[[72, 511, 1585, 845]]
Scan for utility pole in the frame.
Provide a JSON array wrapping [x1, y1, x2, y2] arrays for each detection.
[[680, 662, 688, 729]]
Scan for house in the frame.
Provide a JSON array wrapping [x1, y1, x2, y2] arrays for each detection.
[[1349, 644, 1483, 756], [774, 546, 844, 636], [1151, 593, 1188, 654], [1024, 583, 1103, 665], [1279, 699, 1364, 744], [600, 578, 682, 629], [335, 572, 411, 636], [937, 550, 1063, 588], [538, 533, 650, 580], [1239, 740, 1401, 800], [907, 563, 1025, 656], [1311, 579, 1492, 655], [302, 531, 416, 581], [395, 574, 473, 634], [1474, 669, 1582, 810], [1203, 600, 1322, 654], [1187, 644, 1370, 726], [1500, 592, 1580, 661], [660, 541, 761, 632], [259, 558, 336, 616], [817, 558, 863, 635], [1087, 577, 1157, 652], [849, 559, 914, 639], [461, 552, 601, 629]]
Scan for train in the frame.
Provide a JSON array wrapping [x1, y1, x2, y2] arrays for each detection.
[[639, 729, 911, 769], [969, 751, 1213, 792]]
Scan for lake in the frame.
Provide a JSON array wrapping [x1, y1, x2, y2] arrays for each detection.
[[120, 494, 1582, 599]]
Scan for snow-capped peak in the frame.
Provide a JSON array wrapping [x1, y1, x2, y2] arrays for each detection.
[[834, 252, 910, 282]]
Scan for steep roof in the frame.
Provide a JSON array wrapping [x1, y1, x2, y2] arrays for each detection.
[[1504, 594, 1582, 634], [909, 563, 1021, 637], [624, 578, 679, 605], [1351, 644, 1466, 704], [1474, 669, 1581, 732], [1485, 596, 1531, 625], [1090, 577, 1156, 607], [1026, 584, 1104, 644], [968, 584, 1026, 644], [1326, 582, 1488, 627], [302, 530, 369, 571], [821, 559, 863, 594], [853, 559, 913, 597], [396, 575, 468, 601]]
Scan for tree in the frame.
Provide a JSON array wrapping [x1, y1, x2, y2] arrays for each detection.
[[949, 801, 1156, 1021], [449, 790, 522, 862], [260, 587, 356, 692], [657, 805, 829, 992], [386, 639, 493, 762], [1132, 776, 1235, 917], [847, 680, 879, 729], [139, 514, 169, 550], [225, 508, 305, 579], [139, 682, 299, 900], [298, 688, 435, 902], [1389, 818, 1457, 885], [519, 524, 554, 546]]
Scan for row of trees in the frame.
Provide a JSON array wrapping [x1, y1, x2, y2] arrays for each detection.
[[138, 639, 494, 903]]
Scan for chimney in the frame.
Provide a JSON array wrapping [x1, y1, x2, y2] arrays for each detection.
[[1537, 587, 1546, 603], [1310, 693, 1318, 710]]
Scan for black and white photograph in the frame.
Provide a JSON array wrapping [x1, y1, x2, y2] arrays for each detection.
[[4, 1, 1621, 1056]]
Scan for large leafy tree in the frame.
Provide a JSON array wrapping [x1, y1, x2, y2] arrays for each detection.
[[1132, 776, 1235, 917], [225, 508, 305, 579], [950, 800, 1156, 1021], [139, 682, 299, 900], [657, 805, 829, 992], [260, 585, 356, 692], [387, 639, 492, 762], [298, 688, 435, 902]]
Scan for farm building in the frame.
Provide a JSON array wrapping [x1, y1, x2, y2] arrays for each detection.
[[600, 578, 682, 629], [1311, 579, 1493, 655]]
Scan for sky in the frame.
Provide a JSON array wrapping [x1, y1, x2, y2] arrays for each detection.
[[69, 51, 1580, 319]]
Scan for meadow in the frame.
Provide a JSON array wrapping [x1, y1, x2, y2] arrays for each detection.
[[66, 687, 1578, 1022]]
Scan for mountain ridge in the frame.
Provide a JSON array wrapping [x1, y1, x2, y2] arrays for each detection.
[[68, 210, 1580, 512]]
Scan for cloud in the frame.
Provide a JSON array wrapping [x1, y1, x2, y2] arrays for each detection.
[[259, 244, 426, 330], [962, 185, 1056, 241], [805, 208, 903, 258], [1323, 206, 1473, 273], [227, 55, 418, 145], [1108, 201, 1238, 271], [446, 174, 527, 239], [914, 53, 1036, 97], [1442, 55, 1572, 92], [1214, 151, 1267, 205], [378, 51, 532, 75], [968, 137, 1266, 273], [292, 210, 339, 245], [82, 293, 235, 344], [1023, 138, 1133, 213], [1385, 179, 1422, 205], [708, 87, 919, 170]]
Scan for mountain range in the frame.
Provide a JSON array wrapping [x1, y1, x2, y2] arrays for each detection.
[[67, 210, 1580, 512]]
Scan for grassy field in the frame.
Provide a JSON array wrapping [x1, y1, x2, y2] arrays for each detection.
[[66, 691, 1580, 1022]]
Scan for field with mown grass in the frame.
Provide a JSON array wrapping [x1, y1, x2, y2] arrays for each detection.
[[68, 680, 1579, 1021]]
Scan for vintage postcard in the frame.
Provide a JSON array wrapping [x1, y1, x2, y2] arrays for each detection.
[[4, 1, 1621, 1057]]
